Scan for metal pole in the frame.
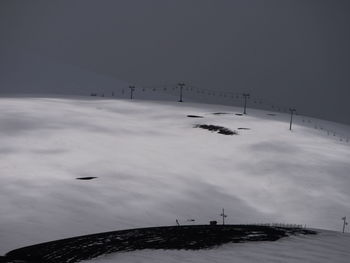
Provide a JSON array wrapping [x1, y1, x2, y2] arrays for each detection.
[[342, 217, 348, 233], [289, 108, 296, 130], [220, 208, 227, 225]]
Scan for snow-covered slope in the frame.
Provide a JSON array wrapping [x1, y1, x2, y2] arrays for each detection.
[[0, 96, 349, 257]]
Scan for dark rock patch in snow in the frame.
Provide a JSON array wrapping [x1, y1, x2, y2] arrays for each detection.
[[187, 115, 203, 118], [212, 112, 230, 115], [238, 128, 251, 130], [195, 124, 238, 135], [76, 177, 97, 180], [235, 113, 243, 116], [4, 225, 316, 263]]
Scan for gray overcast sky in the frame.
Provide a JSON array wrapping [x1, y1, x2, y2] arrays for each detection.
[[0, 0, 349, 124]]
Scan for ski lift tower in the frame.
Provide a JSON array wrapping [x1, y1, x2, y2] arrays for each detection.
[[178, 82, 185, 102], [242, 93, 250, 114], [129, 85, 135, 100]]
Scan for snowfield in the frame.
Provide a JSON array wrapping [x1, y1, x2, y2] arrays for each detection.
[[0, 96, 350, 260]]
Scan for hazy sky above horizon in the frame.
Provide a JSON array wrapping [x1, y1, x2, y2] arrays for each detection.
[[1, 0, 349, 124]]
